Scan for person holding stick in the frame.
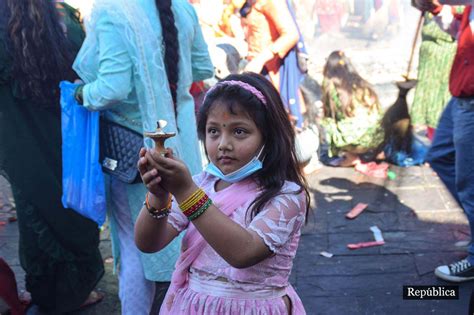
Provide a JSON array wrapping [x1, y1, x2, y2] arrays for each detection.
[[413, 0, 474, 282]]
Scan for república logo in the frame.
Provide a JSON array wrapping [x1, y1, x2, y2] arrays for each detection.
[[403, 286, 459, 300]]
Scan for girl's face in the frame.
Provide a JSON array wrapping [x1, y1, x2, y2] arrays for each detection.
[[205, 101, 264, 175]]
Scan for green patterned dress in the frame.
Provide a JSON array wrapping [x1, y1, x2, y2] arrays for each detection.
[[0, 4, 103, 313], [321, 81, 384, 157], [410, 12, 459, 128]]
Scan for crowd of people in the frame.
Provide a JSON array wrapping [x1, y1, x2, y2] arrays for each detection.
[[0, 0, 473, 314]]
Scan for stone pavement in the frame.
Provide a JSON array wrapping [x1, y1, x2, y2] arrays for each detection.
[[295, 164, 474, 314], [1, 163, 474, 314]]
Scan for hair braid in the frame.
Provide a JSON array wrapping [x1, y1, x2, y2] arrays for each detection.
[[155, 0, 180, 115]]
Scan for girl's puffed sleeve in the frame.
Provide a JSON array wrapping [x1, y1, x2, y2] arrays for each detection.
[[82, 13, 133, 110], [167, 198, 189, 233], [248, 183, 306, 253], [189, 7, 214, 82]]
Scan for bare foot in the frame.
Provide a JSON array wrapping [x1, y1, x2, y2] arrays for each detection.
[[19, 291, 31, 305], [80, 291, 104, 309]]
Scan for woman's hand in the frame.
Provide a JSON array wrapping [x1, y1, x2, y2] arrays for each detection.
[[137, 148, 169, 199], [143, 148, 196, 199], [244, 58, 266, 74]]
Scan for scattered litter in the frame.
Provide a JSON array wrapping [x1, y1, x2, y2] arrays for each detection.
[[0, 221, 6, 226], [346, 203, 368, 219], [347, 241, 385, 250], [354, 161, 389, 178], [455, 240, 470, 247], [8, 216, 17, 222], [347, 226, 385, 250], [320, 251, 334, 258], [387, 170, 397, 180], [370, 226, 384, 242]]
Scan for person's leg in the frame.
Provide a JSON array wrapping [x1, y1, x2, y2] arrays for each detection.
[[434, 98, 474, 282], [110, 178, 156, 315], [453, 99, 474, 264], [426, 98, 460, 205]]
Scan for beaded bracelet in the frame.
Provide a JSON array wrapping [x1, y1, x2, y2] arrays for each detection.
[[144, 192, 172, 220]]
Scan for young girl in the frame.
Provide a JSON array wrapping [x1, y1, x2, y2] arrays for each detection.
[[135, 72, 310, 314], [321, 50, 384, 166]]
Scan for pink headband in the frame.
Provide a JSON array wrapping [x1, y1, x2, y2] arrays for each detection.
[[204, 80, 267, 105]]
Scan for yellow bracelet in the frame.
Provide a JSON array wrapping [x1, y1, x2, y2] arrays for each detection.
[[179, 188, 205, 211], [180, 190, 205, 211], [179, 188, 204, 208]]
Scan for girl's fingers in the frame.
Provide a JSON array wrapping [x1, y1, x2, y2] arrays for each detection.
[[145, 150, 176, 174], [137, 156, 149, 175], [141, 169, 158, 184], [147, 176, 162, 188], [146, 178, 162, 191]]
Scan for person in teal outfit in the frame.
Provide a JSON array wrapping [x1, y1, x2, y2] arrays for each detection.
[[73, 0, 214, 313], [0, 0, 104, 313]]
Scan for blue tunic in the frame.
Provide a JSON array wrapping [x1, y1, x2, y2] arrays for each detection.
[[73, 0, 214, 281]]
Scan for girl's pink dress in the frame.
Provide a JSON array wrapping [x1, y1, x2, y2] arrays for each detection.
[[161, 172, 307, 314]]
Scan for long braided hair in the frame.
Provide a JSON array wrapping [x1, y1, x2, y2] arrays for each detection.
[[155, 0, 180, 115], [4, 0, 75, 105]]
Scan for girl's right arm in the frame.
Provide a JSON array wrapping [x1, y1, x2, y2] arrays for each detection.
[[134, 194, 180, 253], [134, 148, 181, 253]]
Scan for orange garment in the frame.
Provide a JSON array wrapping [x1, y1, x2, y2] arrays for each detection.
[[242, 0, 298, 86]]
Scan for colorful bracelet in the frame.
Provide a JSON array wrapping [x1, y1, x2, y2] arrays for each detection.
[[188, 198, 212, 221], [182, 194, 209, 217], [179, 188, 205, 211], [144, 192, 172, 220], [179, 188, 212, 221]]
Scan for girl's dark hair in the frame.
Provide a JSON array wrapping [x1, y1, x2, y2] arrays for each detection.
[[322, 50, 380, 118], [155, 0, 180, 114], [4, 0, 76, 104], [198, 72, 310, 222]]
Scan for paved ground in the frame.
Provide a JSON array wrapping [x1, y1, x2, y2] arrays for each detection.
[[2, 163, 474, 314], [296, 164, 474, 314]]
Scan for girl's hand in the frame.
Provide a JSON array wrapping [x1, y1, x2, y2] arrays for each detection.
[[137, 148, 169, 199], [144, 148, 195, 198]]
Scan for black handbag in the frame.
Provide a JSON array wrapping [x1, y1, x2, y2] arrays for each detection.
[[99, 118, 143, 183]]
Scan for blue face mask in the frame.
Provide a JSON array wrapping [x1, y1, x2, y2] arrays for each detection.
[[205, 146, 265, 183]]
